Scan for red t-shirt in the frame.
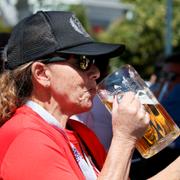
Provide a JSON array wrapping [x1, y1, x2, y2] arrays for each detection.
[[0, 105, 106, 180]]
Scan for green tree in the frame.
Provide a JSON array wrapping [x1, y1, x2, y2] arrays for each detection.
[[98, 0, 180, 79], [0, 21, 11, 33]]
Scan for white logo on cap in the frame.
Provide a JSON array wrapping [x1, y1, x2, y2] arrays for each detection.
[[70, 15, 90, 38]]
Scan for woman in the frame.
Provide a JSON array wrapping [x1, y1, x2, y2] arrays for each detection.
[[0, 11, 179, 180]]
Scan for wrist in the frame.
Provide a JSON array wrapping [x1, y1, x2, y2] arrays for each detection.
[[112, 134, 137, 149]]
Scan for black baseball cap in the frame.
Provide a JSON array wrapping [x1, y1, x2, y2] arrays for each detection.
[[5, 11, 125, 70]]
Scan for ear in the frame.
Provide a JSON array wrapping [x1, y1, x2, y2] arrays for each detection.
[[31, 62, 50, 88]]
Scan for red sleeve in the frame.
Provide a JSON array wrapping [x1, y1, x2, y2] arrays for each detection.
[[1, 129, 83, 180]]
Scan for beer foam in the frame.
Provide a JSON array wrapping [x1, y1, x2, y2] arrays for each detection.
[[114, 85, 121, 90], [137, 90, 157, 105], [139, 95, 154, 105], [106, 94, 114, 103]]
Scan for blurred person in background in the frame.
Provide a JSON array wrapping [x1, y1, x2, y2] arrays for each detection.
[[158, 53, 180, 124], [130, 53, 180, 180], [150, 52, 180, 148], [156, 52, 180, 153]]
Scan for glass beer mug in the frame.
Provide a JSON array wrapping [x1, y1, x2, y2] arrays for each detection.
[[97, 64, 180, 158]]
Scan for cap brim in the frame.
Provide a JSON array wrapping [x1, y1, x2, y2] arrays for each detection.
[[57, 42, 125, 58]]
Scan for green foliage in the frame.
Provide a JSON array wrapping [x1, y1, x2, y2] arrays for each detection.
[[0, 19, 12, 33], [97, 0, 180, 79]]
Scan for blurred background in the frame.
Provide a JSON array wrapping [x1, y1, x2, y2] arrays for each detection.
[[0, 0, 180, 80]]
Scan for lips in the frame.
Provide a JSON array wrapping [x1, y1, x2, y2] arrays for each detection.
[[88, 87, 97, 96]]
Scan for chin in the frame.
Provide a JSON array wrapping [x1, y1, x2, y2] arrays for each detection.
[[79, 102, 93, 114], [82, 104, 92, 112], [75, 97, 93, 113]]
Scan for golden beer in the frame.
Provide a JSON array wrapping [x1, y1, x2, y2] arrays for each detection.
[[102, 99, 180, 158]]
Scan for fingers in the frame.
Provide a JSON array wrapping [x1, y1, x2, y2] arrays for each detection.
[[138, 104, 147, 120], [112, 91, 150, 133], [137, 103, 150, 125], [144, 112, 150, 124], [119, 91, 137, 106], [113, 92, 140, 110], [131, 98, 150, 126], [111, 91, 152, 144], [114, 92, 150, 124]]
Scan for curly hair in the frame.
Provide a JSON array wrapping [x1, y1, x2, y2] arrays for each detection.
[[0, 62, 33, 126]]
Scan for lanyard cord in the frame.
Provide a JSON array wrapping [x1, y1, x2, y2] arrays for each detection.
[[52, 125, 97, 180], [26, 100, 97, 180]]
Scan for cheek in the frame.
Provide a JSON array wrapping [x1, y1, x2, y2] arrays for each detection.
[[51, 77, 76, 95], [48, 66, 93, 110], [50, 71, 83, 99]]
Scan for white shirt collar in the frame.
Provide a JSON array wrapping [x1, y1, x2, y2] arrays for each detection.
[[26, 100, 62, 129]]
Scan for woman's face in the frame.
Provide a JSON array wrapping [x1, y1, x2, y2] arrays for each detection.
[[45, 56, 100, 115]]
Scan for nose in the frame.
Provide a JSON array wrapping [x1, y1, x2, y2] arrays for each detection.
[[87, 64, 100, 81]]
